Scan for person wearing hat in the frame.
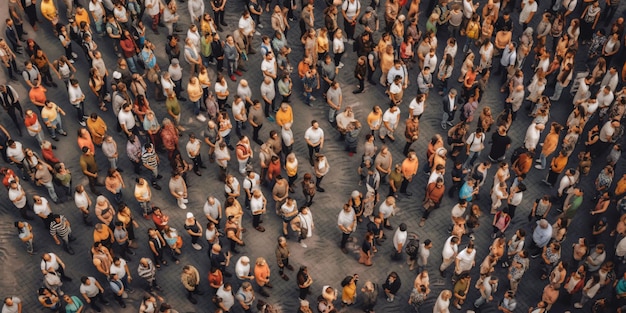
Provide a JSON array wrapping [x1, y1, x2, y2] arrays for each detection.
[[184, 212, 203, 250], [360, 7, 379, 34]]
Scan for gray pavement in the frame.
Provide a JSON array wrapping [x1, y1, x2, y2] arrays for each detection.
[[1, 0, 626, 313]]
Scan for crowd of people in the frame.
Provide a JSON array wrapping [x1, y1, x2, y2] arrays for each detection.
[[2, 0, 626, 312]]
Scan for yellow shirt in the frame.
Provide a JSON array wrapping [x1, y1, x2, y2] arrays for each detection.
[[275, 107, 293, 127], [75, 10, 91, 26], [541, 132, 559, 156], [40, 0, 58, 21], [41, 104, 59, 124]]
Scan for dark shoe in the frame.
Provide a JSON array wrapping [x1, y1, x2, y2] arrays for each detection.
[[341, 247, 348, 254], [194, 171, 202, 176], [116, 168, 124, 172], [156, 174, 163, 180], [188, 296, 198, 304], [221, 22, 228, 26], [352, 89, 363, 94], [265, 282, 273, 288], [52, 136, 59, 141], [281, 273, 289, 281], [255, 226, 265, 232], [152, 184, 162, 190], [66, 247, 75, 255], [316, 187, 325, 192]]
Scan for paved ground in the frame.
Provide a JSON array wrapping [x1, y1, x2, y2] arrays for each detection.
[[2, 0, 626, 312]]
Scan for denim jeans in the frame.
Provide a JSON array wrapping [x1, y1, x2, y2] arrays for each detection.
[[42, 181, 58, 202], [47, 117, 65, 138]]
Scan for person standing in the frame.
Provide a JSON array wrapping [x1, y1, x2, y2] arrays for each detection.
[[79, 276, 109, 312], [0, 84, 24, 135], [49, 214, 75, 255], [440, 236, 460, 277], [304, 120, 324, 166], [399, 151, 418, 196], [80, 146, 102, 194], [338, 203, 356, 254], [141, 143, 162, 190], [184, 212, 203, 250], [181, 265, 203, 304]]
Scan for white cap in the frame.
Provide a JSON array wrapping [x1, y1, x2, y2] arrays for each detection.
[[186, 212, 194, 219], [112, 71, 122, 79]]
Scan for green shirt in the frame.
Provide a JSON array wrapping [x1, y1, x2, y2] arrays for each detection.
[[565, 195, 583, 219], [166, 97, 181, 116]]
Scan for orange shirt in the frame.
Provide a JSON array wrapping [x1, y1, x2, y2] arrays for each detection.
[[541, 132, 559, 156], [29, 87, 47, 107], [298, 62, 311, 79], [254, 263, 271, 286], [275, 106, 293, 127], [401, 158, 419, 179]]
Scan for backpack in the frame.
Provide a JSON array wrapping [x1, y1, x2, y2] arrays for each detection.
[[405, 238, 420, 257], [510, 146, 528, 165]]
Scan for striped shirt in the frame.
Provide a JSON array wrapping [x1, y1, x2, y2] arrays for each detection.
[[49, 215, 71, 238], [141, 148, 158, 168]]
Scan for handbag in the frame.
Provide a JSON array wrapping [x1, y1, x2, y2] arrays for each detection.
[[45, 271, 62, 286], [175, 235, 183, 249]]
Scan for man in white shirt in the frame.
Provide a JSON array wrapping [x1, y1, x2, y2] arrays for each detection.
[[118, 103, 136, 137], [203, 196, 222, 226], [68, 79, 87, 126], [186, 133, 205, 176], [80, 276, 109, 311], [304, 120, 324, 165], [440, 236, 459, 277], [519, 0, 537, 28], [454, 242, 476, 280], [9, 181, 32, 220], [392, 223, 407, 260], [261, 51, 277, 80], [338, 203, 356, 254], [380, 105, 400, 142], [235, 256, 254, 280]]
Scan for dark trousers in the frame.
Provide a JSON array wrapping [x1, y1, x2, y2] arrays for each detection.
[[191, 155, 203, 172], [5, 103, 24, 134], [315, 176, 324, 188], [88, 292, 107, 311], [25, 5, 38, 26], [399, 178, 410, 193], [307, 144, 320, 163], [252, 125, 262, 144], [253, 214, 261, 227], [340, 232, 350, 248], [344, 19, 355, 40], [5, 58, 18, 80], [263, 99, 274, 117], [299, 286, 309, 300], [214, 10, 225, 26]]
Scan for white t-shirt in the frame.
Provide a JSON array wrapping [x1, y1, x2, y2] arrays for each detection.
[[80, 278, 100, 297], [110, 259, 128, 278], [118, 110, 136, 131], [456, 248, 476, 272], [250, 196, 264, 214], [40, 253, 61, 271], [337, 209, 355, 230], [33, 198, 51, 217], [216, 285, 235, 310], [466, 132, 485, 152], [378, 201, 394, 218], [203, 199, 222, 220], [6, 142, 25, 162], [442, 236, 458, 259], [304, 127, 324, 145], [68, 85, 84, 105], [215, 82, 228, 99], [89, 0, 105, 20], [231, 100, 246, 122], [186, 140, 201, 159], [392, 229, 407, 251], [235, 259, 250, 280], [409, 98, 425, 117], [382, 109, 401, 128], [261, 59, 277, 78], [75, 191, 89, 209], [238, 16, 255, 35], [342, 0, 360, 18], [9, 185, 26, 208], [519, 0, 537, 24]]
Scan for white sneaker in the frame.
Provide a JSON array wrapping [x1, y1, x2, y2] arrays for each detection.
[[182, 198, 189, 204], [192, 243, 202, 250], [255, 31, 261, 36], [300, 242, 307, 248], [71, 52, 78, 59], [347, 39, 354, 45], [179, 203, 187, 209], [574, 303, 583, 309], [258, 24, 264, 29], [196, 114, 207, 122], [337, 62, 344, 69]]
